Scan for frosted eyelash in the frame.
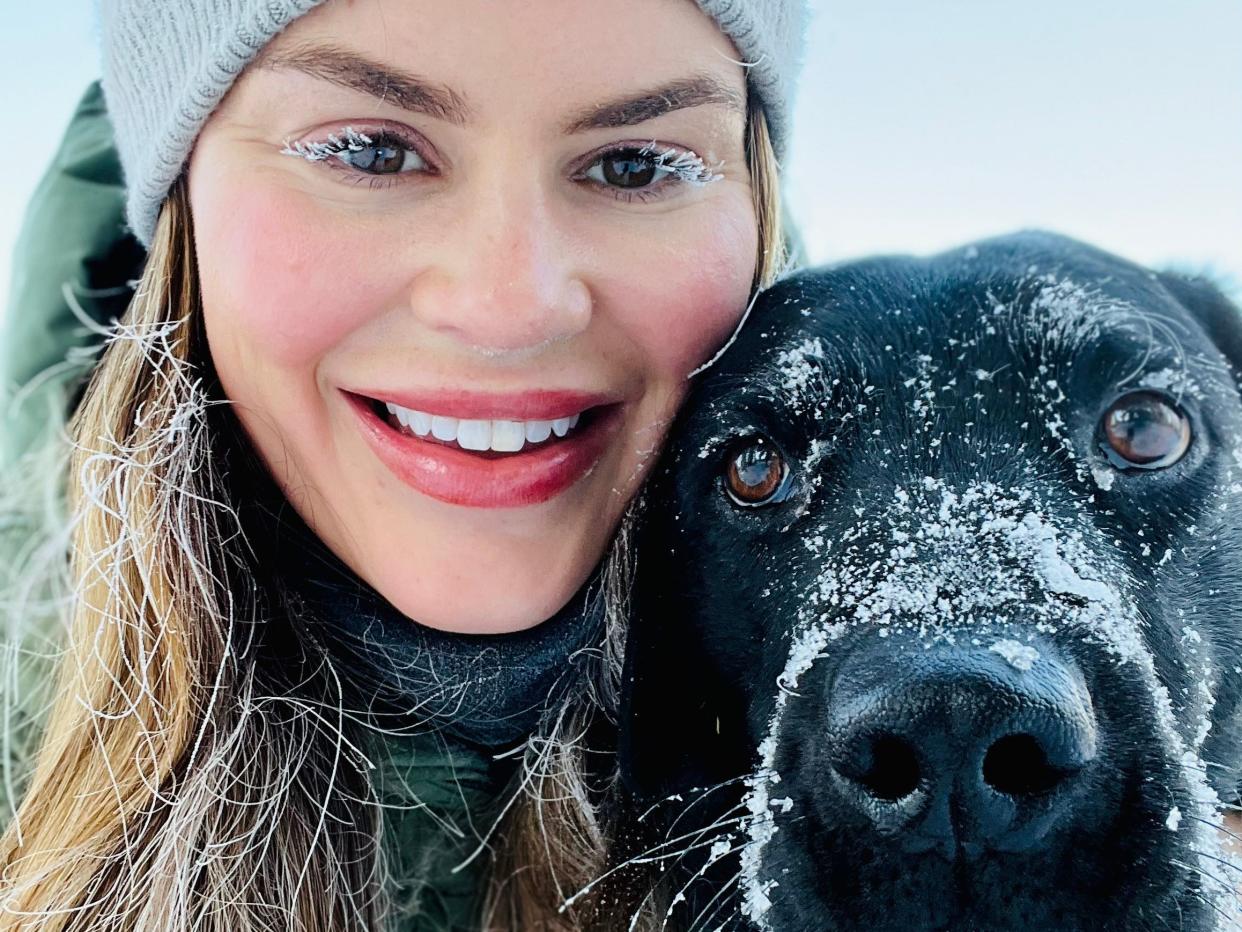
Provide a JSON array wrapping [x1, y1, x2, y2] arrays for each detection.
[[280, 126, 374, 162], [278, 129, 723, 188], [636, 141, 725, 186]]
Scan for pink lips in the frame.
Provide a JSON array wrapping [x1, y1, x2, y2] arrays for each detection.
[[341, 388, 625, 508]]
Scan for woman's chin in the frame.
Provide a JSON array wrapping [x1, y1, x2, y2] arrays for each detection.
[[351, 532, 605, 634], [379, 578, 591, 634]]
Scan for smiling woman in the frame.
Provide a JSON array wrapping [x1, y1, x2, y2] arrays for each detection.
[[187, 0, 762, 633], [0, 0, 806, 929]]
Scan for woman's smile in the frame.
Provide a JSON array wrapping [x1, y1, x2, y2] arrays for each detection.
[[340, 387, 627, 507]]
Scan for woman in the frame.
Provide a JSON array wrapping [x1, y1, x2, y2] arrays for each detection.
[[0, 0, 807, 928]]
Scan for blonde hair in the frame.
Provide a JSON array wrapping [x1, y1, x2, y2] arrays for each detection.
[[0, 99, 789, 930]]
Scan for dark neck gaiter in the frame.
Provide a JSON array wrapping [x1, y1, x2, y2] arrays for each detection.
[[220, 409, 605, 751]]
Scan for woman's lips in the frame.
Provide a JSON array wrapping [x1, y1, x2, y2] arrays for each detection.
[[341, 389, 625, 508]]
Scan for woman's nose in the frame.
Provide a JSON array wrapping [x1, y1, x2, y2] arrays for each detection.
[[407, 186, 592, 355]]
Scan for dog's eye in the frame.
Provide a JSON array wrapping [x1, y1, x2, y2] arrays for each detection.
[[1099, 391, 1192, 470], [723, 438, 792, 506]]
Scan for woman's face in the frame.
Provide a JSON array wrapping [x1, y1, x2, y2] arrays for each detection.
[[189, 0, 758, 632]]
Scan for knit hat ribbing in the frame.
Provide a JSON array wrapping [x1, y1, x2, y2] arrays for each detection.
[[100, 0, 809, 247]]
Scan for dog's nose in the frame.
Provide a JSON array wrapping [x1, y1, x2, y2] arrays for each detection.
[[823, 636, 1098, 858]]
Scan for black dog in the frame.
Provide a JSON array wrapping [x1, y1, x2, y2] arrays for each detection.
[[614, 232, 1242, 931]]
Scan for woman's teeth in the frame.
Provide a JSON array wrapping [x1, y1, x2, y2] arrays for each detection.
[[382, 402, 582, 452]]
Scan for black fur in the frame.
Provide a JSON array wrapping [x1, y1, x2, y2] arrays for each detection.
[[614, 233, 1242, 931]]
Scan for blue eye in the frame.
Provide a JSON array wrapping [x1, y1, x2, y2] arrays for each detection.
[[281, 126, 428, 178], [337, 135, 426, 175]]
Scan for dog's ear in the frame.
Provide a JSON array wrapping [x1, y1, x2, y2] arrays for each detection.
[[1159, 272, 1242, 387]]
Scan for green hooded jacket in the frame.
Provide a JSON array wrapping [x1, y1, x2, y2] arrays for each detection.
[[0, 81, 805, 931]]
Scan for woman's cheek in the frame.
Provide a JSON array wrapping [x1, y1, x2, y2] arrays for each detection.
[[623, 210, 757, 379], [198, 185, 398, 368]]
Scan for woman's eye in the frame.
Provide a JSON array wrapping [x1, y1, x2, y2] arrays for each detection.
[[723, 437, 793, 507], [281, 126, 428, 178], [583, 143, 721, 195], [338, 139, 425, 175], [1098, 390, 1192, 470], [586, 149, 671, 189]]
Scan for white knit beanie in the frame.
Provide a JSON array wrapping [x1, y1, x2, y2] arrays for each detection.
[[99, 0, 810, 247]]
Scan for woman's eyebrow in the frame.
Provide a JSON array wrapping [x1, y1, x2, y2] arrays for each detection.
[[253, 42, 472, 125], [253, 43, 743, 132], [561, 76, 746, 133]]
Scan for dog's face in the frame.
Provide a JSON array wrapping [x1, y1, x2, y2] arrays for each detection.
[[618, 233, 1242, 931]]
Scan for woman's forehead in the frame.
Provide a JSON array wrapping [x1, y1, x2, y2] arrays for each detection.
[[256, 0, 749, 121]]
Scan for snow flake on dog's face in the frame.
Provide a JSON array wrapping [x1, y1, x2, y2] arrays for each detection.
[[626, 235, 1242, 931], [1140, 366, 1205, 402], [795, 478, 1133, 659], [772, 337, 827, 414]]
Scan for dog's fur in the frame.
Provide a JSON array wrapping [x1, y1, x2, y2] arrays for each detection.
[[613, 233, 1242, 931]]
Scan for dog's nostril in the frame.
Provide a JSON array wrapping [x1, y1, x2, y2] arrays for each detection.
[[982, 734, 1068, 797], [856, 735, 922, 801]]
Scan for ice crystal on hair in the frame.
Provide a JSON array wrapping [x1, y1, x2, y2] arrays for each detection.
[[280, 125, 373, 162], [637, 141, 724, 186]]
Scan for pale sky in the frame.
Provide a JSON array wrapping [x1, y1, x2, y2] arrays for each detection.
[[1, 0, 1239, 325]]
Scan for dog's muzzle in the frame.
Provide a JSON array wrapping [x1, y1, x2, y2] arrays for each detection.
[[822, 634, 1098, 858]]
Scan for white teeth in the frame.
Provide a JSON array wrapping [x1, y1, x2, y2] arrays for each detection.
[[430, 415, 458, 442], [456, 419, 492, 451], [525, 420, 553, 443], [409, 409, 432, 436], [379, 400, 588, 452], [491, 421, 526, 452]]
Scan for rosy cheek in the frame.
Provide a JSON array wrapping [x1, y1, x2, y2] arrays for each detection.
[[621, 214, 757, 379], [199, 187, 391, 368]]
